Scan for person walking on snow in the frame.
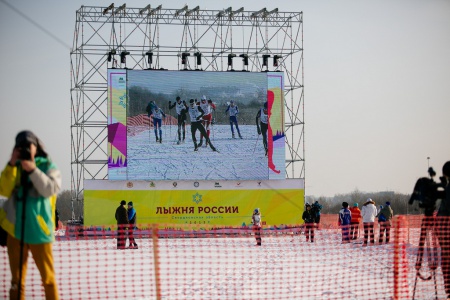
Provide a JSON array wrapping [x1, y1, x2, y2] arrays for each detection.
[[361, 198, 378, 246], [302, 203, 315, 242], [377, 201, 393, 244], [187, 99, 216, 152], [225, 100, 242, 139], [252, 208, 262, 246], [115, 200, 128, 250], [339, 202, 352, 243], [169, 96, 188, 145], [150, 106, 166, 143], [127, 201, 138, 249], [198, 95, 216, 147]]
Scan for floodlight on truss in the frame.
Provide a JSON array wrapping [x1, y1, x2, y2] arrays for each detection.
[[107, 49, 116, 62], [114, 4, 126, 15], [251, 8, 267, 18], [273, 54, 281, 67], [175, 5, 188, 17], [139, 4, 151, 16], [145, 51, 153, 66], [263, 8, 278, 18], [102, 3, 114, 15], [232, 7, 244, 16], [149, 5, 162, 15], [194, 52, 202, 66], [186, 6, 199, 16]]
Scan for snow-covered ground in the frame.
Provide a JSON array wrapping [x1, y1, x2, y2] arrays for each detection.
[[0, 228, 446, 299], [127, 125, 281, 181]]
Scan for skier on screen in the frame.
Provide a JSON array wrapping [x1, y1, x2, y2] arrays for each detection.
[[187, 99, 217, 152], [198, 95, 216, 147], [150, 106, 166, 143], [225, 100, 243, 139], [169, 96, 188, 145], [256, 102, 269, 156]]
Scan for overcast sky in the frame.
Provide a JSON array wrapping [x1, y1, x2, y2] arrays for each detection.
[[0, 0, 449, 197]]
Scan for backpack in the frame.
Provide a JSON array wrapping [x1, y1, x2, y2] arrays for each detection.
[[378, 213, 386, 222]]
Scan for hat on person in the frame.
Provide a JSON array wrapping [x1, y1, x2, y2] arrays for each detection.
[[230, 100, 235, 104], [342, 202, 349, 208], [305, 202, 311, 207], [120, 200, 126, 205], [15, 130, 48, 158], [254, 208, 260, 213], [385, 201, 390, 206], [366, 198, 373, 203], [189, 99, 195, 103], [353, 203, 358, 207], [128, 201, 133, 206], [15, 130, 38, 147], [201, 95, 207, 100]]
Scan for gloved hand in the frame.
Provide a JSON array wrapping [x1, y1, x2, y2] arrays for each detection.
[[169, 101, 172, 105], [196, 116, 202, 121], [257, 128, 261, 135]]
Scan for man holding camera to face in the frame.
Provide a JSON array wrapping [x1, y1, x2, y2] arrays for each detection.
[[0, 130, 61, 300]]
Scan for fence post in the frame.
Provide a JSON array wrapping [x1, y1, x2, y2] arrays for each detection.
[[393, 215, 409, 299], [152, 224, 161, 300]]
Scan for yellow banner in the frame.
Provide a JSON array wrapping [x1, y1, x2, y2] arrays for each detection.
[[84, 180, 304, 229]]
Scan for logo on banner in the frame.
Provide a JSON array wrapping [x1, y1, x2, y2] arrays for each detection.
[[214, 182, 222, 188], [235, 182, 242, 187], [127, 182, 133, 188], [192, 192, 203, 204], [149, 182, 155, 188], [257, 182, 262, 186], [194, 181, 199, 187], [173, 182, 178, 187]]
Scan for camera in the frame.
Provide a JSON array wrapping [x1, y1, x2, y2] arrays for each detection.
[[17, 143, 32, 161], [409, 167, 447, 216]]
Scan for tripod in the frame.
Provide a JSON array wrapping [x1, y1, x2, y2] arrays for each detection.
[[412, 215, 439, 300]]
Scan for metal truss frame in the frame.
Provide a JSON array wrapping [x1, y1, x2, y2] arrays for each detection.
[[70, 4, 304, 219]]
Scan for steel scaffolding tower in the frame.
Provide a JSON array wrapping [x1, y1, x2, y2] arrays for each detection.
[[70, 4, 304, 220]]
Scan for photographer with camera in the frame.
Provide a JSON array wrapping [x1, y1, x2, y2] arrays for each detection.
[[0, 131, 61, 300], [436, 161, 450, 298]]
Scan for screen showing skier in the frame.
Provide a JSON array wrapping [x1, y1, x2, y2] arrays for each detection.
[[107, 69, 285, 181]]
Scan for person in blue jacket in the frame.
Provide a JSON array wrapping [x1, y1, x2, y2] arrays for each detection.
[[127, 201, 138, 249], [339, 202, 352, 243]]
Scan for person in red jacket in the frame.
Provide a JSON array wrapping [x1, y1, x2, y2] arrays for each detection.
[[349, 203, 362, 240]]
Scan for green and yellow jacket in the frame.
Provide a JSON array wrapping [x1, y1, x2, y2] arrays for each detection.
[[0, 157, 61, 244]]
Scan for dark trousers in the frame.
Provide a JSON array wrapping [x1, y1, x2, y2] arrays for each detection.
[[253, 225, 262, 245], [177, 115, 186, 141], [117, 224, 127, 249], [260, 122, 268, 151], [363, 222, 375, 245], [378, 221, 391, 243], [191, 121, 212, 146], [128, 227, 136, 246], [304, 223, 315, 242], [341, 224, 350, 242]]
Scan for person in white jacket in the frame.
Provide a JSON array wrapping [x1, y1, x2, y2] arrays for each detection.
[[361, 198, 378, 246]]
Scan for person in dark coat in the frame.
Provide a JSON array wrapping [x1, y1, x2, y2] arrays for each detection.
[[115, 200, 128, 249], [127, 201, 138, 249], [302, 203, 315, 242]]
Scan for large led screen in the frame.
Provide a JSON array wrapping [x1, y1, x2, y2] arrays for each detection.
[[108, 70, 285, 181]]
